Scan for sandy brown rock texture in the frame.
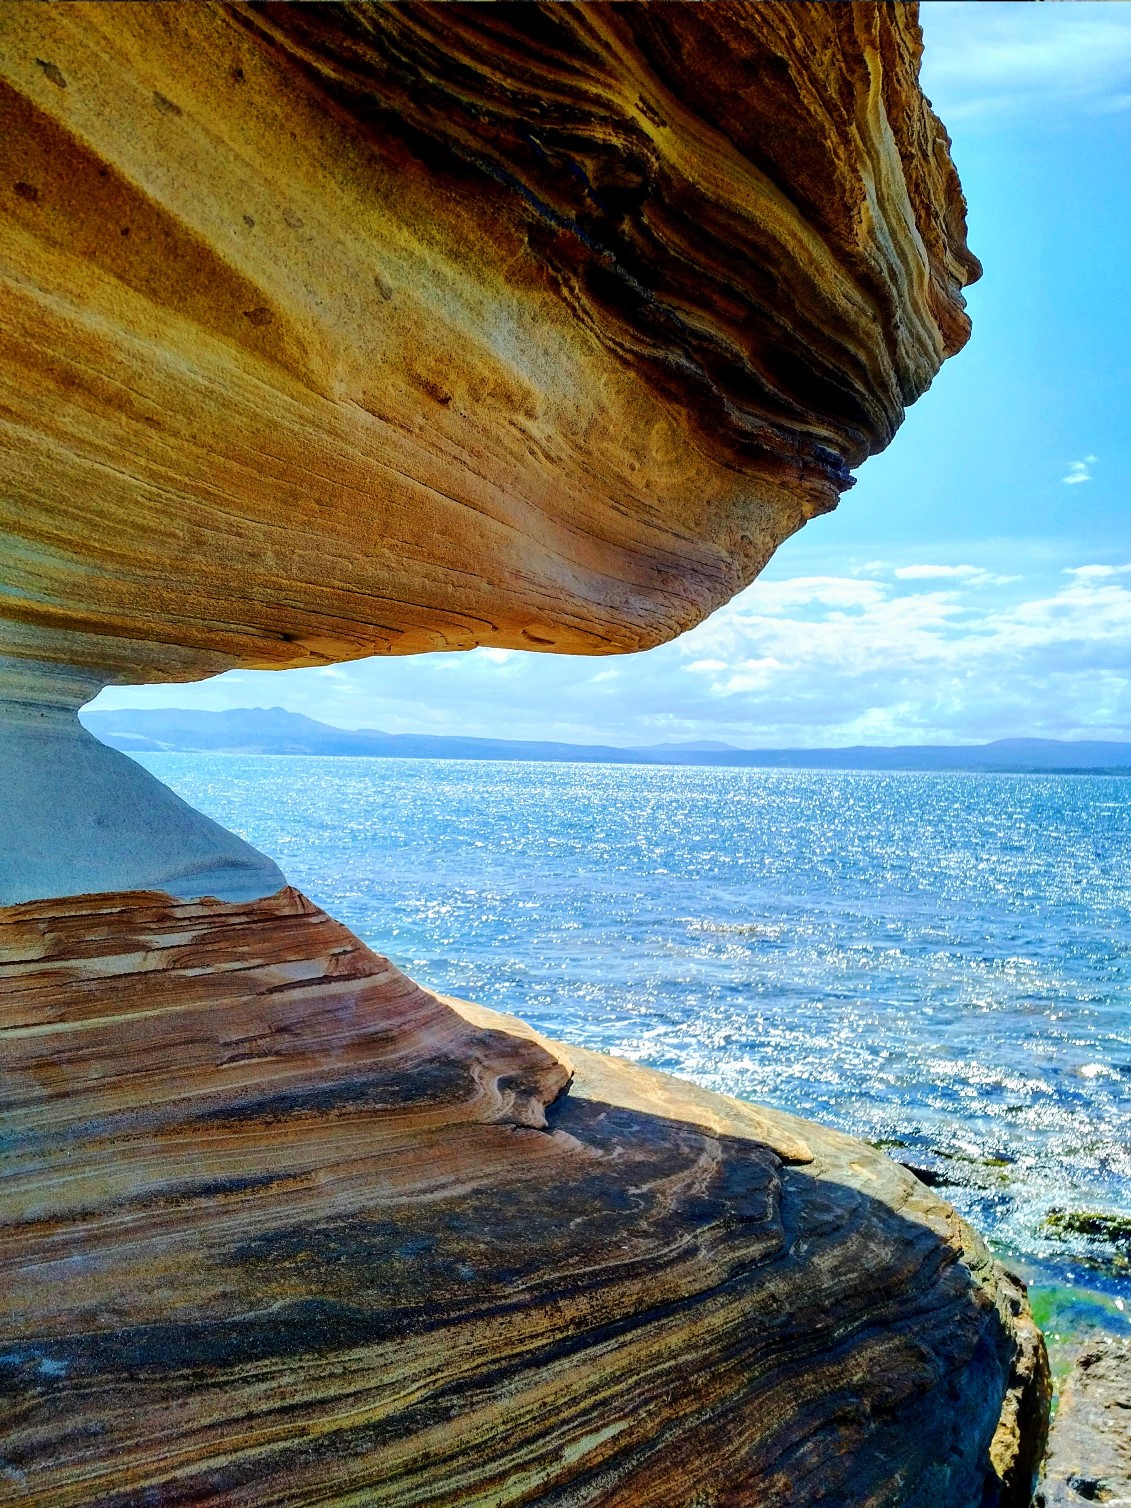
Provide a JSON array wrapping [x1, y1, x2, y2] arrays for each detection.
[[0, 889, 1046, 1507], [0, 1, 977, 685], [1038, 1340, 1131, 1507]]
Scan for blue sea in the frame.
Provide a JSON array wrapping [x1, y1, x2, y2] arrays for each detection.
[[142, 755, 1131, 1348]]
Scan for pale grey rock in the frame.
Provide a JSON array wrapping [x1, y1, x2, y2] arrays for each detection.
[[0, 660, 284, 905], [1039, 1339, 1131, 1507]]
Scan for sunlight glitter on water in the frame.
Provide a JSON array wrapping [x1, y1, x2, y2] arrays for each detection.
[[140, 755, 1131, 1304]]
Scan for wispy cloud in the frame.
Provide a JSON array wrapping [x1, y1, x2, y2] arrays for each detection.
[[921, 3, 1131, 123], [1063, 456, 1098, 485], [733, 576, 885, 613], [1066, 564, 1131, 580], [892, 564, 1018, 586], [663, 565, 1131, 742], [88, 563, 1131, 748]]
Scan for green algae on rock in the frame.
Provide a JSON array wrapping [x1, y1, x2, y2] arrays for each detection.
[[1045, 1210, 1131, 1276]]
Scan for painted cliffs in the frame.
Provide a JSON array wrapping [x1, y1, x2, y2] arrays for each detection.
[[0, 5, 1050, 1505], [0, 2, 977, 684]]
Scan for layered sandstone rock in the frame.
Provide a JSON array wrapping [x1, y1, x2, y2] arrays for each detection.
[[0, 889, 1046, 1507], [0, 6, 1036, 1502], [0, 1, 977, 685], [0, 660, 284, 905]]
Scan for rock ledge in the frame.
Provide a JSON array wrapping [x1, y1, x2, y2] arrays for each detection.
[[0, 888, 1047, 1506]]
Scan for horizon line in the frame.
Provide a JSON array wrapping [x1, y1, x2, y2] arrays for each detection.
[[82, 705, 1131, 754]]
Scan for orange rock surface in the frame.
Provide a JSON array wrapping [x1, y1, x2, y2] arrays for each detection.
[[0, 889, 1046, 1507], [0, 2, 977, 685]]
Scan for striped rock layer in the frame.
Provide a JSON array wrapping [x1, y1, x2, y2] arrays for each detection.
[[1, 890, 1048, 1507], [0, 2, 977, 685]]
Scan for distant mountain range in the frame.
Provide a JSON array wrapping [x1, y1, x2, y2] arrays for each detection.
[[80, 706, 1131, 773]]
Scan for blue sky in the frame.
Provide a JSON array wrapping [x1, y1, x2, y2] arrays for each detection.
[[92, 3, 1131, 747]]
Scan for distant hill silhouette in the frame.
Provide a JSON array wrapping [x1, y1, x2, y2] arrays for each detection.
[[80, 706, 1131, 773]]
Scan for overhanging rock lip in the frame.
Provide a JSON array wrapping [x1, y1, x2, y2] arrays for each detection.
[[0, 1, 977, 683]]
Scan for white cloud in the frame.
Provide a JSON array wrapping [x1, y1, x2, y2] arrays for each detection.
[[892, 564, 1017, 586], [745, 576, 886, 613], [1063, 456, 1098, 485], [717, 658, 784, 695], [87, 565, 1131, 748], [689, 571, 1131, 676], [1066, 564, 1131, 581], [682, 586, 967, 688], [894, 563, 981, 580], [921, 3, 1131, 123], [656, 566, 1131, 741]]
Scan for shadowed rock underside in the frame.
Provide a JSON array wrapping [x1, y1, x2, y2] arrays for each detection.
[[0, 890, 1046, 1507], [0, 1, 977, 684]]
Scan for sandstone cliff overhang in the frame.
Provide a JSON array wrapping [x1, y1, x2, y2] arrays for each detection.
[[0, 1, 978, 685], [0, 9, 1054, 1502]]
